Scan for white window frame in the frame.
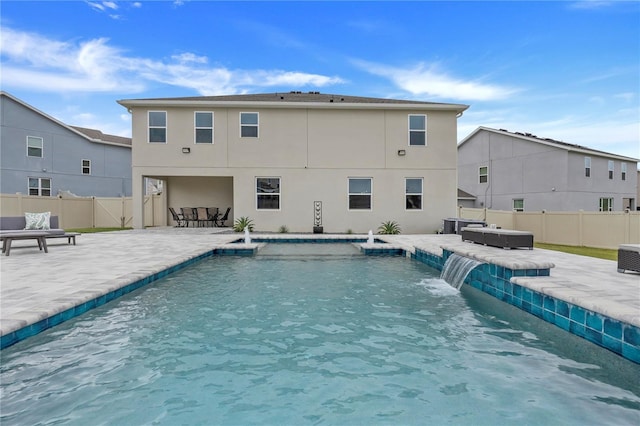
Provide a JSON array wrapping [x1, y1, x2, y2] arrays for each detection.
[[27, 136, 43, 158], [240, 112, 259, 138], [194, 111, 214, 144], [28, 177, 51, 196], [599, 197, 613, 212], [408, 114, 427, 146], [621, 162, 627, 181], [405, 178, 423, 210], [584, 156, 591, 177], [348, 177, 372, 211], [608, 160, 614, 180], [256, 177, 280, 210], [148, 111, 167, 143], [479, 166, 488, 184], [81, 159, 91, 175], [513, 199, 524, 212]]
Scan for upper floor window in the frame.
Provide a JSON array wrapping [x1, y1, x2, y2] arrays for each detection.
[[348, 178, 372, 210], [599, 197, 613, 212], [148, 111, 167, 143], [584, 156, 591, 177], [408, 114, 426, 146], [241, 112, 259, 138], [195, 112, 213, 144], [82, 159, 91, 175], [608, 160, 614, 179], [621, 162, 627, 181], [513, 199, 524, 212], [28, 177, 51, 196], [479, 166, 488, 184], [405, 178, 423, 210], [256, 177, 280, 210], [27, 136, 43, 157]]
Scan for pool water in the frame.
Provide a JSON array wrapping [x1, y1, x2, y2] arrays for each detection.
[[1, 244, 639, 425]]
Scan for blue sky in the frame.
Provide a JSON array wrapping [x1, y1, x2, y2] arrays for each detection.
[[1, 1, 638, 160]]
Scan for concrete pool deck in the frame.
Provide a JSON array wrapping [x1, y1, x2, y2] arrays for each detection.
[[1, 227, 638, 349]]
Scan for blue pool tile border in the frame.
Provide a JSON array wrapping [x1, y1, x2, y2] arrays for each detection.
[[0, 250, 216, 350], [411, 248, 640, 364]]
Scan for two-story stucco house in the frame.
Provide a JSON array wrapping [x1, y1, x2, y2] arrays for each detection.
[[458, 127, 638, 212], [0, 92, 132, 197], [118, 92, 468, 232]]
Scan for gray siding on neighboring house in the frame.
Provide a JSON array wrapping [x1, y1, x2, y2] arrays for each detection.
[[458, 127, 638, 212], [0, 93, 132, 197]]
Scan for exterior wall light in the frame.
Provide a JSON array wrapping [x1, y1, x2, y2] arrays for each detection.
[[397, 149, 406, 156], [182, 147, 191, 154]]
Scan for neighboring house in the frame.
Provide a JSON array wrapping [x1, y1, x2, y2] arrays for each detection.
[[458, 126, 639, 212], [0, 92, 132, 197], [118, 92, 468, 232]]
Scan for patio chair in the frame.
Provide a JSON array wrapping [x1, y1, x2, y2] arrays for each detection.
[[180, 207, 197, 227], [207, 207, 219, 226], [168, 207, 186, 227], [215, 207, 231, 227], [196, 207, 212, 227]]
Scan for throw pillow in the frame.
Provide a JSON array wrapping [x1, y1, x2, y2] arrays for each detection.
[[24, 212, 51, 230]]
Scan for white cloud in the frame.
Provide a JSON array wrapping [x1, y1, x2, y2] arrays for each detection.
[[0, 27, 344, 95], [352, 59, 519, 101]]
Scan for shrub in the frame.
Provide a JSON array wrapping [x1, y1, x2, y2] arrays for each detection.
[[378, 220, 401, 235], [233, 216, 254, 232], [278, 225, 289, 233]]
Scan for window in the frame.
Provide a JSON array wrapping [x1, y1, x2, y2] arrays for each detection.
[[241, 112, 259, 138], [621, 163, 627, 181], [608, 160, 614, 179], [27, 136, 43, 157], [599, 197, 613, 212], [405, 178, 423, 210], [81, 159, 91, 175], [148, 111, 167, 143], [195, 112, 213, 144], [584, 157, 591, 177], [28, 177, 51, 196], [513, 199, 524, 212], [479, 166, 488, 184], [256, 177, 280, 210], [408, 114, 426, 146], [348, 178, 372, 210]]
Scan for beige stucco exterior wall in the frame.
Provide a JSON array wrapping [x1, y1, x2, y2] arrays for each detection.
[[126, 101, 463, 233]]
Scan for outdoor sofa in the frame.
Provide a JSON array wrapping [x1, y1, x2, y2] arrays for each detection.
[[0, 215, 79, 256], [617, 244, 640, 273], [460, 226, 534, 249]]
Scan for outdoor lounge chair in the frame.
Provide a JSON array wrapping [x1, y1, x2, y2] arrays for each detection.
[[169, 207, 186, 227], [215, 207, 231, 227]]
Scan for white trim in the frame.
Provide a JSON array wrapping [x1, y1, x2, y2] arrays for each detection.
[[408, 114, 427, 146], [194, 111, 214, 144], [405, 177, 423, 211], [26, 135, 43, 158], [148, 111, 167, 143], [240, 112, 259, 138], [81, 159, 91, 175], [256, 176, 281, 211], [347, 177, 373, 211]]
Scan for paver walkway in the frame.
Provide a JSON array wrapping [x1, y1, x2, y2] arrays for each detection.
[[1, 228, 638, 343]]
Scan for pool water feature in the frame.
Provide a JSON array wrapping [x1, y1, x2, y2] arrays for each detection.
[[1, 244, 639, 425], [441, 253, 484, 289]]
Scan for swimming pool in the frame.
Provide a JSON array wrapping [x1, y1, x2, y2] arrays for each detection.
[[1, 244, 639, 425]]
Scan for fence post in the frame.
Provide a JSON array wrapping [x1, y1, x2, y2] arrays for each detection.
[[578, 210, 584, 246], [57, 195, 64, 228], [541, 210, 546, 243]]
